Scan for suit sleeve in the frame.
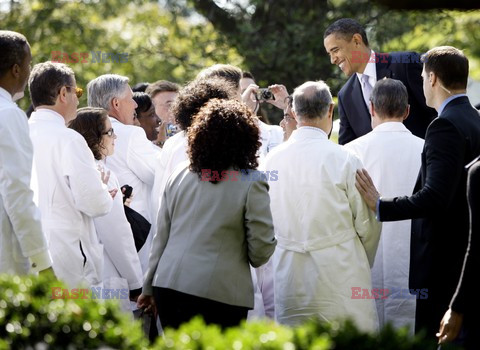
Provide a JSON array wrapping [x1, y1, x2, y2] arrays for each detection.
[[450, 161, 480, 313], [0, 107, 52, 271], [143, 189, 171, 295], [63, 135, 113, 218], [338, 93, 355, 145], [127, 127, 160, 187], [244, 179, 277, 268], [379, 118, 465, 221]]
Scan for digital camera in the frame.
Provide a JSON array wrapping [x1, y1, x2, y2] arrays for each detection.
[[255, 88, 275, 101]]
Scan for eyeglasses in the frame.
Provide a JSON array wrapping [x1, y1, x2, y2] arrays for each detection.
[[65, 86, 83, 98], [103, 128, 115, 137]]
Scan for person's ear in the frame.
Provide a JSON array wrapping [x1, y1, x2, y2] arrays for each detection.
[[58, 86, 68, 103], [111, 97, 120, 111], [403, 105, 411, 121], [369, 101, 375, 117], [11, 63, 21, 79], [429, 72, 437, 86], [352, 33, 363, 46]]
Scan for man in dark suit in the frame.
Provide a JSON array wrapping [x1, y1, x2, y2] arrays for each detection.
[[437, 155, 480, 349], [324, 18, 436, 145], [355, 46, 480, 342]]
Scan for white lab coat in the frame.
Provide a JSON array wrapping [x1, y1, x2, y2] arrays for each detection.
[[264, 127, 381, 332], [29, 109, 112, 287], [0, 88, 51, 274], [344, 122, 424, 334], [258, 120, 283, 162], [105, 118, 160, 275], [150, 130, 188, 225], [94, 161, 143, 312]]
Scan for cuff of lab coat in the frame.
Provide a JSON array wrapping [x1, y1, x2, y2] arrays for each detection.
[[29, 250, 53, 273]]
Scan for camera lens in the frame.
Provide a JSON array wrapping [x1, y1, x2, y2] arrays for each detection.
[[261, 89, 273, 100]]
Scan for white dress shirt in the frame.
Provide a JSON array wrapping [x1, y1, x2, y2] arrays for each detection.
[[356, 50, 377, 109], [345, 122, 424, 334], [264, 126, 381, 332], [29, 109, 113, 287], [0, 87, 52, 274]]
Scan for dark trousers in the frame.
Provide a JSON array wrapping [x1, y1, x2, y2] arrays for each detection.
[[153, 287, 249, 329]]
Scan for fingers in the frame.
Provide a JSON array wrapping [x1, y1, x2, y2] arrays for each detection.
[[109, 188, 118, 199], [103, 170, 111, 184], [355, 170, 370, 194]]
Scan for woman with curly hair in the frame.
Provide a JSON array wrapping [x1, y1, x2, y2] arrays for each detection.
[[69, 107, 143, 312], [139, 99, 277, 329]]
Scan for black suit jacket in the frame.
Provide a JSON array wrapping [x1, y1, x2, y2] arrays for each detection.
[[450, 157, 480, 314], [337, 52, 437, 145], [379, 96, 480, 318]]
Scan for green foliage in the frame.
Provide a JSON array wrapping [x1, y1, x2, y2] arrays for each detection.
[[0, 274, 460, 349], [0, 0, 244, 110], [0, 274, 147, 349]]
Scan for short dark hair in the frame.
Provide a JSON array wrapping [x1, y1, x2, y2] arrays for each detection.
[[324, 18, 369, 47], [28, 62, 75, 108], [188, 99, 260, 182], [145, 80, 180, 99], [0, 30, 29, 78], [132, 82, 149, 93], [68, 107, 109, 160], [172, 77, 237, 130], [133, 92, 153, 116], [370, 78, 408, 118], [196, 64, 242, 89], [422, 46, 469, 90], [242, 71, 255, 80]]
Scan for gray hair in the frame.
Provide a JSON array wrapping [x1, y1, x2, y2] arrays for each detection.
[[370, 78, 408, 118], [87, 74, 130, 110], [292, 81, 333, 120]]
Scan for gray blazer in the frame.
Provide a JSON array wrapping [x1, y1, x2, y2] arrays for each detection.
[[143, 165, 276, 308]]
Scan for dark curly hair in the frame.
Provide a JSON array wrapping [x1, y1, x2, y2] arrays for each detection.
[[68, 107, 109, 160], [172, 77, 237, 131], [188, 99, 260, 183]]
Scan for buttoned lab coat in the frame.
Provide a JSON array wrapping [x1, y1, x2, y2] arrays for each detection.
[[94, 161, 143, 311], [264, 127, 382, 332], [105, 118, 160, 275], [345, 122, 424, 333], [29, 109, 112, 287], [0, 88, 51, 274]]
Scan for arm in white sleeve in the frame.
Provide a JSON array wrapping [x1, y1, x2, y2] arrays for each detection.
[[63, 135, 112, 217], [346, 153, 382, 267], [0, 107, 51, 271], [94, 172, 143, 290], [127, 128, 160, 187]]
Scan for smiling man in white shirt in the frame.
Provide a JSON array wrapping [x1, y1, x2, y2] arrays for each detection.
[[28, 62, 113, 287], [0, 30, 53, 276]]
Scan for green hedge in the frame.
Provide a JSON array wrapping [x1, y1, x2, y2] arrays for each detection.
[[0, 274, 459, 349]]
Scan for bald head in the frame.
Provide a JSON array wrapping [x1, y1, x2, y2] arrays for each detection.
[[292, 81, 333, 120]]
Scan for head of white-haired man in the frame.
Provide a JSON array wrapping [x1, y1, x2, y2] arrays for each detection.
[[87, 74, 138, 125], [292, 81, 335, 137]]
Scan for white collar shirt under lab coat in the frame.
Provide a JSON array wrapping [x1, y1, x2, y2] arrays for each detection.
[[105, 117, 160, 223], [344, 121, 424, 333], [29, 109, 113, 287], [264, 126, 381, 332], [0, 87, 51, 274]]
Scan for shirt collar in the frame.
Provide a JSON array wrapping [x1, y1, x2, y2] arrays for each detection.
[[290, 126, 328, 141], [372, 121, 410, 133], [30, 108, 66, 125], [438, 94, 467, 115], [356, 50, 377, 84], [0, 87, 13, 102]]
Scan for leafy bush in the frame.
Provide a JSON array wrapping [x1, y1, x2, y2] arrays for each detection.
[[0, 274, 147, 349], [0, 274, 460, 349]]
